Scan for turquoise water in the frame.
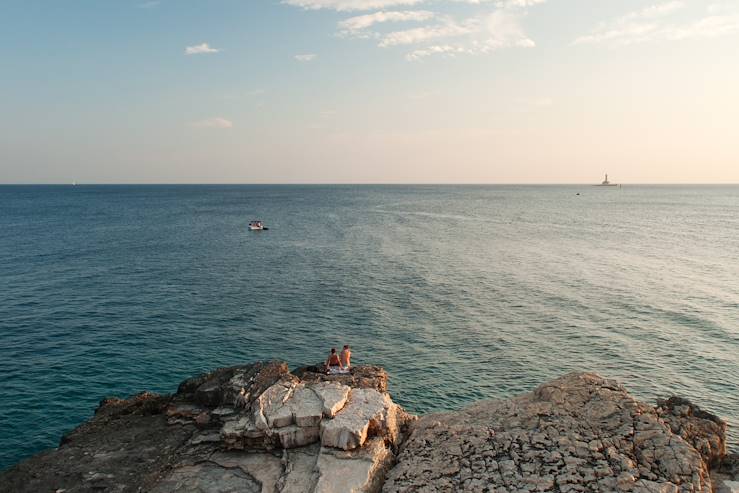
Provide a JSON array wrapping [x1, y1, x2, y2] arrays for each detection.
[[1, 185, 737, 470]]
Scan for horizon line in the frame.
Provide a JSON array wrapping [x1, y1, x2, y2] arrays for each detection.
[[1, 182, 738, 186]]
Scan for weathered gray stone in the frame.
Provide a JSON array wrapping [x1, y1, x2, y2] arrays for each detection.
[[321, 388, 400, 451], [277, 424, 322, 449], [315, 438, 394, 493], [291, 384, 324, 427], [294, 364, 389, 393], [311, 381, 351, 418], [278, 444, 321, 492], [2, 365, 732, 493], [149, 463, 261, 493], [657, 396, 728, 467], [383, 373, 719, 493], [210, 450, 284, 492], [253, 375, 301, 430]]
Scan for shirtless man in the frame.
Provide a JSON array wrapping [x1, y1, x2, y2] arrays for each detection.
[[325, 348, 344, 373], [340, 345, 351, 369]]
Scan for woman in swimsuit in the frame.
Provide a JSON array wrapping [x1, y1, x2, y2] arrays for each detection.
[[325, 347, 344, 374]]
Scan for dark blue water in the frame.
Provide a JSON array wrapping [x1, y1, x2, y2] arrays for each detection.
[[1, 185, 738, 470]]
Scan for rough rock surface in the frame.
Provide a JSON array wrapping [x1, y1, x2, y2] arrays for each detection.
[[321, 388, 409, 451], [294, 364, 389, 393], [384, 372, 732, 493], [712, 453, 739, 493], [1, 367, 734, 493], [656, 396, 728, 467], [0, 361, 411, 493]]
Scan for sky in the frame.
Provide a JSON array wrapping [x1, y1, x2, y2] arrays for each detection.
[[1, 0, 738, 184]]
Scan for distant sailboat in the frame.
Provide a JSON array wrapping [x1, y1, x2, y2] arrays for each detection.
[[595, 173, 618, 187]]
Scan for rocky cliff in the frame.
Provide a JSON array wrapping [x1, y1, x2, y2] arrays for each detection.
[[0, 363, 736, 493]]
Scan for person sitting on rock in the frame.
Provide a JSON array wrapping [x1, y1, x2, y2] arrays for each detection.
[[325, 347, 345, 374], [340, 345, 351, 369]]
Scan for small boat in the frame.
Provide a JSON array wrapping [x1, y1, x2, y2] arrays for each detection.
[[595, 173, 618, 187], [248, 220, 268, 231]]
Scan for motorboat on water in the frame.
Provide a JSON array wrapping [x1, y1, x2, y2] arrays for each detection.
[[248, 220, 268, 231]]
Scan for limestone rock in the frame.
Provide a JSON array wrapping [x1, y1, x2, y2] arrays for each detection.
[[178, 361, 290, 408], [2, 365, 732, 493], [712, 453, 739, 493], [292, 384, 327, 426], [278, 444, 322, 492], [657, 396, 727, 467], [315, 438, 394, 493], [312, 381, 351, 418], [253, 375, 301, 430], [321, 388, 411, 451], [148, 463, 262, 493], [383, 372, 719, 493], [294, 364, 389, 393], [277, 424, 322, 449]]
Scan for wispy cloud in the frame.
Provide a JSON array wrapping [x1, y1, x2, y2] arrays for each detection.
[[139, 0, 160, 8], [495, 0, 546, 7], [185, 43, 220, 55], [285, 0, 542, 60], [403, 11, 535, 60], [379, 19, 476, 47], [295, 53, 318, 61], [283, 0, 423, 11], [574, 2, 739, 45], [339, 10, 436, 37], [190, 117, 233, 128]]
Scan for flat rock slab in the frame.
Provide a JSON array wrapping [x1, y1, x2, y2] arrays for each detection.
[[315, 438, 394, 493], [291, 385, 325, 427], [321, 388, 393, 451], [210, 450, 284, 492], [279, 444, 322, 493], [149, 463, 261, 493], [311, 381, 351, 418], [254, 375, 301, 430]]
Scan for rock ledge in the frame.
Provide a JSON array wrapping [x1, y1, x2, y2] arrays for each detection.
[[1, 366, 735, 493]]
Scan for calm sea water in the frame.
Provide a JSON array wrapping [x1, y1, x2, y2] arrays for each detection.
[[1, 185, 737, 470]]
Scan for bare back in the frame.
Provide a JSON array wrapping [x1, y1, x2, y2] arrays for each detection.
[[340, 349, 351, 368]]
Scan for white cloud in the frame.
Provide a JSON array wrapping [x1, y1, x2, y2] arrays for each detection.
[[495, 0, 546, 8], [283, 0, 423, 11], [339, 10, 436, 36], [398, 11, 535, 59], [574, 2, 739, 45], [185, 43, 220, 55], [406, 44, 469, 60], [295, 53, 318, 61], [139, 1, 160, 8], [379, 19, 476, 46], [190, 117, 233, 129], [285, 0, 542, 59]]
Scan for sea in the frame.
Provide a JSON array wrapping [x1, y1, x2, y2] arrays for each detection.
[[1, 185, 737, 471]]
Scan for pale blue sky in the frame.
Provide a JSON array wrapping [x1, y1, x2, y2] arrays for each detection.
[[1, 0, 738, 183]]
